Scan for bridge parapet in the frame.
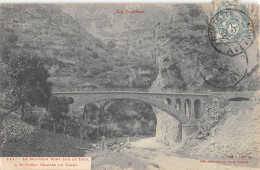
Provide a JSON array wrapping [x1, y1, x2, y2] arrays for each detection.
[[209, 91, 260, 100]]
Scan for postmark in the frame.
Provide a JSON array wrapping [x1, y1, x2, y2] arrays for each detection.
[[208, 8, 255, 56], [198, 51, 248, 88]]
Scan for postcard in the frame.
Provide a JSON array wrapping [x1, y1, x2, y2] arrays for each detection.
[[0, 0, 259, 169]]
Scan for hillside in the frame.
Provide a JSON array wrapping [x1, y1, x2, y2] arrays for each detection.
[[176, 100, 260, 166], [0, 4, 157, 91], [61, 4, 173, 62], [0, 4, 101, 90]]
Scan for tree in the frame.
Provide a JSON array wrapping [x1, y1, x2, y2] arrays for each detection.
[[95, 101, 112, 138], [47, 96, 74, 133], [0, 50, 52, 133], [81, 101, 112, 139]]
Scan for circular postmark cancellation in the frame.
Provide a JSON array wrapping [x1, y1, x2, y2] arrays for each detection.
[[208, 9, 255, 56], [198, 51, 248, 88]]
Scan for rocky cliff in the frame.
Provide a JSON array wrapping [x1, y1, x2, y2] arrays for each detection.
[[61, 4, 174, 63], [151, 4, 259, 93], [151, 4, 260, 146]]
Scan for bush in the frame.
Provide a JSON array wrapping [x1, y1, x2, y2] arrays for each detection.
[[1, 129, 91, 157], [24, 107, 43, 126], [0, 118, 34, 143], [39, 114, 54, 132]]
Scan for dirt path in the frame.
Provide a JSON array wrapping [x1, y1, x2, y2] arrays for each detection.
[[86, 137, 256, 170]]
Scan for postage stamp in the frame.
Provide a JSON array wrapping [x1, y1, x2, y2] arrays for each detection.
[[208, 1, 255, 56]]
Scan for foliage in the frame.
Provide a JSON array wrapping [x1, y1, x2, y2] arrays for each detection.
[[65, 116, 81, 138], [0, 50, 53, 129], [1, 129, 91, 157], [5, 51, 52, 107], [1, 117, 34, 143], [47, 95, 74, 132], [23, 106, 44, 126], [39, 113, 54, 132], [78, 100, 157, 140]]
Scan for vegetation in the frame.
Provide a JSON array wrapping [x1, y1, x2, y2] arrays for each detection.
[[46, 96, 74, 133], [1, 115, 34, 143], [0, 4, 158, 157], [1, 128, 90, 157], [0, 50, 52, 134], [78, 100, 157, 140]]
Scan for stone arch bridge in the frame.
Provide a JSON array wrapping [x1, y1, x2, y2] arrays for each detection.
[[53, 91, 259, 141], [53, 91, 210, 124]]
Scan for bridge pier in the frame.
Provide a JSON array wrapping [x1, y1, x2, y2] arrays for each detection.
[[181, 124, 200, 140], [190, 101, 195, 118], [154, 108, 182, 145]]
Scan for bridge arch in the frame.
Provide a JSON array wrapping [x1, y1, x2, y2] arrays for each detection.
[[175, 98, 181, 111], [165, 98, 172, 105], [72, 97, 188, 123], [65, 94, 189, 124], [194, 99, 201, 119], [184, 99, 191, 117]]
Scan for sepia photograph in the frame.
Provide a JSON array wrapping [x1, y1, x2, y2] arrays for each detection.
[[0, 0, 259, 169]]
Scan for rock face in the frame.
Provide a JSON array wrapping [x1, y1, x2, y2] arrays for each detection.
[[151, 4, 210, 145], [151, 4, 259, 145], [61, 4, 174, 63], [154, 108, 182, 145], [151, 4, 211, 93], [151, 4, 259, 93]]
